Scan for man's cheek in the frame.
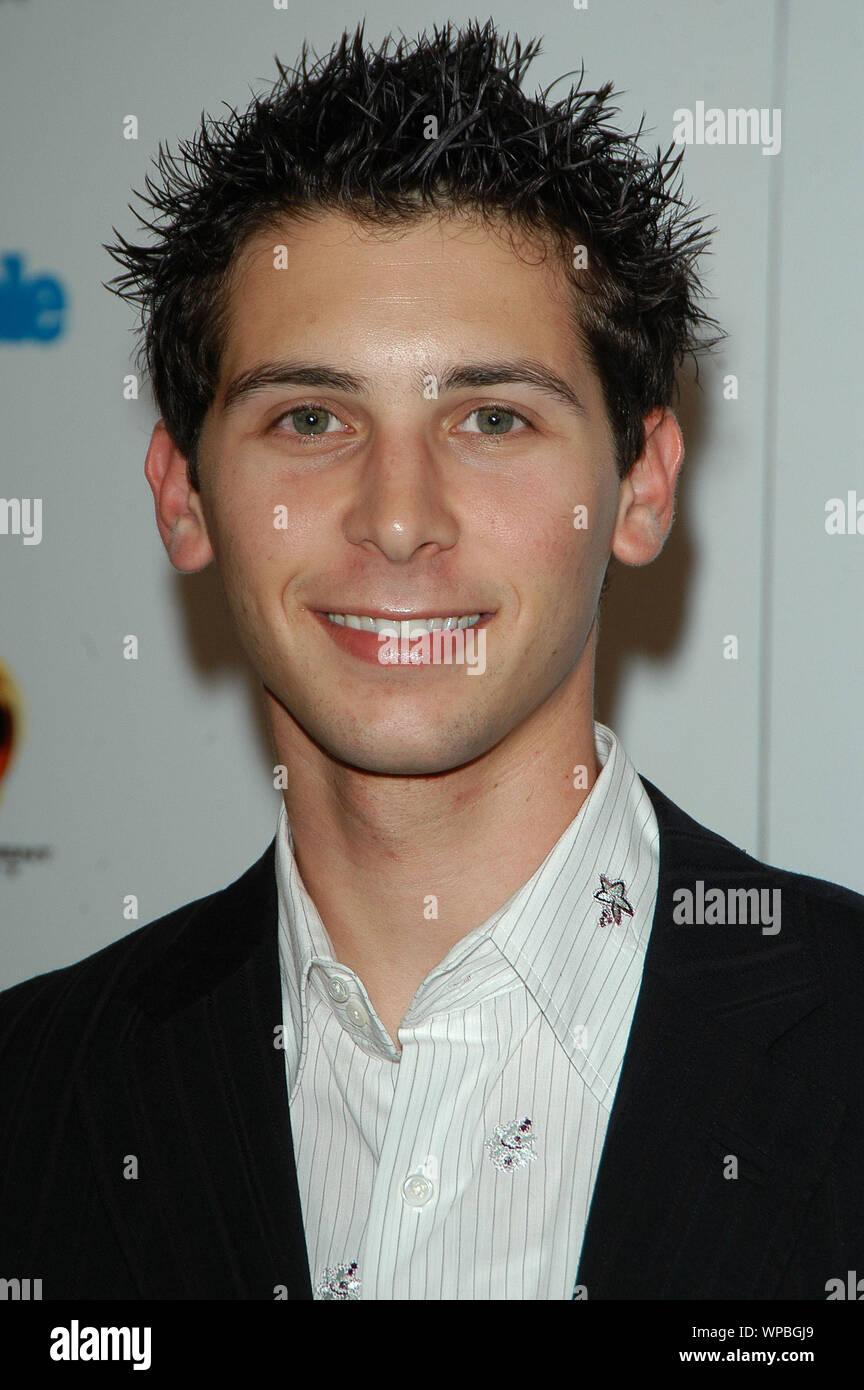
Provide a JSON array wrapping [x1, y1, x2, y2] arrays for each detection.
[[527, 525, 606, 641], [223, 495, 309, 574], [269, 490, 335, 552], [535, 518, 596, 581]]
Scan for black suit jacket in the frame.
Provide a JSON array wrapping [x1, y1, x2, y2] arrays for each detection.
[[2, 777, 863, 1300]]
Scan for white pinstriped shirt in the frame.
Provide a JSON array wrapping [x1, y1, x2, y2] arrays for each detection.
[[276, 721, 660, 1300]]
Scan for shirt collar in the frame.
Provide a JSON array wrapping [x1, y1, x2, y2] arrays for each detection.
[[276, 722, 659, 1103], [489, 721, 659, 1102]]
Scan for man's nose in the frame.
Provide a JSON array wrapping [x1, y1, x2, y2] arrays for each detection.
[[341, 426, 460, 563]]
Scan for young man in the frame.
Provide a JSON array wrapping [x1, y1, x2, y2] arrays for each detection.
[[1, 21, 862, 1302]]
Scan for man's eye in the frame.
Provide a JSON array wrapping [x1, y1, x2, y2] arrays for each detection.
[[458, 406, 528, 436], [276, 405, 344, 437]]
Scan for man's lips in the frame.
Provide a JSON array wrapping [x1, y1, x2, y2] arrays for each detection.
[[313, 609, 494, 620], [311, 609, 495, 666]]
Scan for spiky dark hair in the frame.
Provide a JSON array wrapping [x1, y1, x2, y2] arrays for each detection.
[[105, 18, 723, 490]]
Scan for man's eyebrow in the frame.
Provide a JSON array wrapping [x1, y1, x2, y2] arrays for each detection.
[[438, 361, 588, 417], [221, 362, 372, 413], [220, 358, 589, 417]]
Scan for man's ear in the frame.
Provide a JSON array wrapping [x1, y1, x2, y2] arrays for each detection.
[[610, 407, 684, 567], [144, 419, 215, 573]]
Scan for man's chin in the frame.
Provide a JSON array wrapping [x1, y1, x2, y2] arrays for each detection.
[[303, 716, 503, 779], [263, 682, 514, 776], [322, 735, 492, 779]]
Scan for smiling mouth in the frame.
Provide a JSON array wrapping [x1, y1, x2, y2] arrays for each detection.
[[311, 608, 494, 666], [324, 612, 486, 634]]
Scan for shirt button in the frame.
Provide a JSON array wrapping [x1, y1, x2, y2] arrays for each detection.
[[326, 976, 348, 1003], [402, 1174, 434, 1207], [345, 999, 369, 1028]]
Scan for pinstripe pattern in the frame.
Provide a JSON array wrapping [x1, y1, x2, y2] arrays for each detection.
[[276, 722, 659, 1299]]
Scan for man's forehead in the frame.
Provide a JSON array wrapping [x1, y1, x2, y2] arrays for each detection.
[[219, 207, 585, 379], [228, 205, 566, 297]]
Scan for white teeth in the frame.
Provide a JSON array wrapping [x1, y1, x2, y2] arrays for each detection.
[[326, 613, 482, 634]]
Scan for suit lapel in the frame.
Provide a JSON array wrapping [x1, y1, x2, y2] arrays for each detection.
[[576, 777, 845, 1298], [76, 842, 313, 1299]]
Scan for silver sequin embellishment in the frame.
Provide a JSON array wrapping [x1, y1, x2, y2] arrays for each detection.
[[485, 1117, 538, 1172], [314, 1260, 361, 1300]]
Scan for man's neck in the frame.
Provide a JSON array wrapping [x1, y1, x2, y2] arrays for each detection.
[[267, 673, 600, 1043]]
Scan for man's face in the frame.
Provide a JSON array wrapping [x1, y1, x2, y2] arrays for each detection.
[[194, 209, 621, 775]]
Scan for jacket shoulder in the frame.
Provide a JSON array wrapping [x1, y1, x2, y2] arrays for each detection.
[[0, 839, 277, 1049], [640, 773, 864, 922]]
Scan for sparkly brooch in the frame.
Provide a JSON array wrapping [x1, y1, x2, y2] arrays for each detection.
[[314, 1261, 361, 1300], [485, 1117, 538, 1172], [594, 874, 634, 928]]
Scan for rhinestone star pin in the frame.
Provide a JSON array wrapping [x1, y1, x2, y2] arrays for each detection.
[[485, 1117, 538, 1172], [314, 1260, 361, 1300], [594, 874, 634, 928]]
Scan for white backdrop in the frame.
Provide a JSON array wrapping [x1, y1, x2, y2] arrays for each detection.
[[1, 0, 862, 987]]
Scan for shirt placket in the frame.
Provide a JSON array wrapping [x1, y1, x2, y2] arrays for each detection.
[[356, 1018, 439, 1300]]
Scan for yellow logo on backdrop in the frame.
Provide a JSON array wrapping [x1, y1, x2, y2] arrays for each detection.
[[0, 660, 23, 801]]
